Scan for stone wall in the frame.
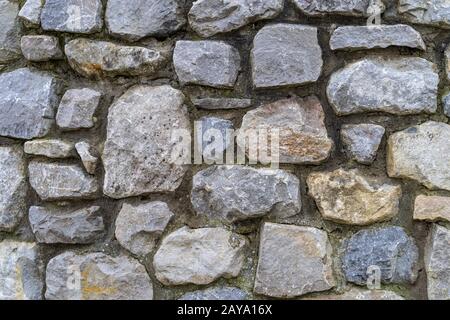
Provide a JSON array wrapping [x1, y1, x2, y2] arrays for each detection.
[[1, 0, 450, 300]]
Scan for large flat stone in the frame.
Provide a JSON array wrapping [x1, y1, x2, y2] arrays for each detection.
[[153, 227, 247, 285], [327, 57, 438, 115], [0, 68, 60, 140], [398, 0, 450, 28], [254, 223, 335, 298], [29, 205, 104, 244], [173, 40, 240, 88], [102, 85, 190, 199], [188, 0, 284, 37], [251, 24, 322, 88], [0, 145, 27, 232], [45, 252, 153, 300], [387, 121, 450, 191], [307, 169, 401, 226], [41, 0, 103, 34], [21, 35, 63, 62], [0, 0, 21, 62], [238, 96, 333, 164], [414, 195, 450, 222], [65, 39, 167, 78], [292, 0, 385, 16], [106, 0, 186, 40], [191, 165, 301, 222], [0, 241, 43, 300], [24, 139, 75, 159]]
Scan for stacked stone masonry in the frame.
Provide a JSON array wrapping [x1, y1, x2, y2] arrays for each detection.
[[2, 0, 450, 300]]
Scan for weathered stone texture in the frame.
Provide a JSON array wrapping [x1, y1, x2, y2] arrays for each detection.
[[398, 0, 450, 28], [195, 116, 234, 163], [0, 0, 21, 63], [341, 124, 385, 164], [75, 141, 98, 175], [414, 195, 450, 222], [191, 98, 252, 110], [307, 288, 404, 300], [21, 35, 62, 62], [18, 0, 43, 27], [153, 227, 247, 285], [179, 286, 248, 300], [292, 0, 385, 16], [191, 166, 301, 222], [24, 139, 75, 159]]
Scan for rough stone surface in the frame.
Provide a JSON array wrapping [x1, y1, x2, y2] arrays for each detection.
[[45, 252, 153, 300], [307, 169, 401, 226], [191, 98, 252, 110], [0, 145, 27, 232], [191, 166, 301, 222], [327, 57, 438, 115], [188, 0, 284, 37], [254, 223, 335, 298], [0, 0, 21, 63], [327, 57, 439, 115], [195, 116, 234, 163], [292, 0, 385, 16], [18, 0, 43, 27], [179, 286, 248, 300], [153, 227, 247, 285], [307, 288, 404, 300], [24, 139, 75, 159], [444, 45, 450, 82], [330, 25, 425, 51], [21, 35, 62, 61], [341, 124, 385, 164], [106, 0, 186, 40], [56, 88, 101, 130], [387, 121, 450, 191], [28, 161, 99, 201], [238, 96, 333, 164], [0, 241, 43, 300], [414, 195, 450, 222], [102, 85, 190, 199], [425, 224, 450, 300], [29, 205, 104, 244], [398, 0, 450, 28], [443, 92, 450, 117], [0, 68, 60, 140], [252, 24, 322, 88], [173, 41, 240, 88], [65, 39, 167, 78], [75, 141, 98, 175], [115, 201, 174, 257], [341, 226, 419, 285], [41, 0, 103, 34]]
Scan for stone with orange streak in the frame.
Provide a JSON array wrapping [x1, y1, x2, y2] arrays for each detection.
[[238, 96, 333, 164]]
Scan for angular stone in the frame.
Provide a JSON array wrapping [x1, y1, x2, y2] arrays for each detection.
[[0, 241, 43, 300], [188, 0, 284, 37], [0, 0, 21, 63], [398, 0, 450, 28], [191, 98, 252, 110], [0, 68, 60, 140], [0, 145, 27, 232], [21, 35, 62, 61], [41, 0, 103, 34], [29, 205, 104, 244], [18, 0, 43, 27], [306, 288, 404, 300], [425, 224, 450, 300], [173, 40, 240, 88], [65, 39, 167, 78], [115, 201, 174, 257], [444, 45, 450, 82], [330, 25, 425, 51], [252, 24, 322, 88], [327, 57, 438, 115], [387, 121, 450, 191], [75, 141, 98, 175], [56, 88, 101, 130], [238, 96, 333, 164], [307, 169, 401, 226], [106, 0, 186, 40], [341, 226, 419, 285], [24, 139, 75, 158], [103, 85, 190, 199], [45, 252, 153, 300], [179, 287, 248, 300], [341, 124, 385, 164], [29, 161, 99, 201], [153, 227, 247, 285], [414, 195, 450, 222], [195, 116, 234, 163], [191, 165, 301, 222], [254, 223, 335, 298], [443, 92, 450, 117], [292, 0, 385, 16]]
